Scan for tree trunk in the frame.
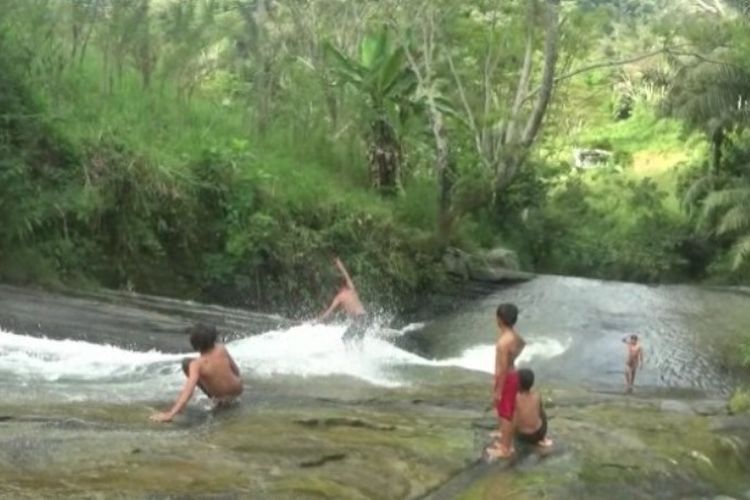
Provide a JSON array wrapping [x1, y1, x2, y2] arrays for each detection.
[[429, 102, 454, 245], [710, 125, 724, 173], [494, 0, 560, 197], [368, 119, 401, 194]]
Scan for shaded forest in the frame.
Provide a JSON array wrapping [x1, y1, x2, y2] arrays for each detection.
[[2, 0, 750, 319]]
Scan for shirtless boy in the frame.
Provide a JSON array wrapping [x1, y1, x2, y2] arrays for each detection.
[[150, 323, 243, 423], [487, 303, 526, 459], [318, 257, 368, 343], [514, 368, 553, 448], [623, 334, 644, 393]]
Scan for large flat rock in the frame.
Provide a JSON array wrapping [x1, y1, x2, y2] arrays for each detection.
[[0, 285, 289, 352]]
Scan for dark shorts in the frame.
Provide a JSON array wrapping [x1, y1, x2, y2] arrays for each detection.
[[517, 408, 548, 445], [342, 314, 369, 343]]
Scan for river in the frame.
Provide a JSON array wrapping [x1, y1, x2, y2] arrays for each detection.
[[2, 275, 749, 404]]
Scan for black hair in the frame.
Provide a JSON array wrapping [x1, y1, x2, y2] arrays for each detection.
[[496, 303, 519, 327], [518, 368, 535, 392], [630, 334, 638, 342], [187, 323, 218, 353]]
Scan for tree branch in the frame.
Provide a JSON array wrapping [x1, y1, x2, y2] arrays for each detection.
[[521, 0, 560, 148], [521, 44, 736, 104], [504, 23, 534, 145], [447, 52, 483, 163], [522, 47, 672, 103]]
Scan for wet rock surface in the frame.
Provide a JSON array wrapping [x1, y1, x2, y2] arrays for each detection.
[[0, 284, 289, 352], [0, 381, 749, 499], [2, 283, 750, 499]]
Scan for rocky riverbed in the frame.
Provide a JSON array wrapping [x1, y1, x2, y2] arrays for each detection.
[[0, 375, 748, 499], [1, 283, 749, 499]]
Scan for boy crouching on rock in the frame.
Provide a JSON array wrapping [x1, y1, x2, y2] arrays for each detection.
[[514, 368, 553, 448]]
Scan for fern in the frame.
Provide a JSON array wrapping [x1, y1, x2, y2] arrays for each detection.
[[717, 203, 750, 234], [731, 234, 750, 269]]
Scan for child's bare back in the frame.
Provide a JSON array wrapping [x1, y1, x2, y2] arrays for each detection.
[[150, 324, 242, 423], [194, 344, 243, 401], [513, 369, 552, 448]]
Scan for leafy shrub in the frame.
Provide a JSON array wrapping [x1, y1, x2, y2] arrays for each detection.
[[729, 387, 750, 414]]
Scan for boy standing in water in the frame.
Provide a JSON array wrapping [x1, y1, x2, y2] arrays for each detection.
[[487, 303, 526, 459], [318, 257, 368, 343], [150, 323, 243, 423], [623, 334, 644, 393], [514, 368, 553, 448]]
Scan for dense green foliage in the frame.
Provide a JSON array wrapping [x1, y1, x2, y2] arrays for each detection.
[[3, 0, 750, 323]]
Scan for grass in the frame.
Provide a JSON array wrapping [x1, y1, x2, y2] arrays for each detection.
[[40, 55, 398, 220], [544, 69, 707, 220]]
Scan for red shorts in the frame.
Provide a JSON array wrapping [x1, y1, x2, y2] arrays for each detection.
[[495, 370, 519, 421]]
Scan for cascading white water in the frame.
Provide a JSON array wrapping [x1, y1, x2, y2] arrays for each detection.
[[0, 322, 570, 402]]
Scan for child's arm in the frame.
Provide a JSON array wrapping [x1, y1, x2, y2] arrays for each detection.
[[318, 294, 341, 322], [638, 347, 645, 367], [228, 351, 240, 377], [150, 361, 200, 422], [494, 342, 508, 398], [335, 258, 355, 291]]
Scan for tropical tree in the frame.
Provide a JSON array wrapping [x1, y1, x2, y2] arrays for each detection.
[[702, 184, 750, 268], [325, 27, 417, 193], [664, 14, 750, 269]]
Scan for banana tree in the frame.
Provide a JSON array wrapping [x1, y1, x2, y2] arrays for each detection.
[[325, 27, 417, 193]]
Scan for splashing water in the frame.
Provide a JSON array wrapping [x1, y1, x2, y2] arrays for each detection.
[[438, 337, 572, 374], [0, 322, 570, 401]]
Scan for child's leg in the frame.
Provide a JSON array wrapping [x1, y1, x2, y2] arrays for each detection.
[[624, 365, 633, 391]]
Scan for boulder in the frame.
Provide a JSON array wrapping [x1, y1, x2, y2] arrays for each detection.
[[573, 147, 613, 169], [442, 247, 533, 284], [442, 247, 471, 280], [484, 246, 521, 271]]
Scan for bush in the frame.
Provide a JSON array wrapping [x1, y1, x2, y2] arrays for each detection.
[[729, 387, 750, 415], [525, 173, 691, 282]]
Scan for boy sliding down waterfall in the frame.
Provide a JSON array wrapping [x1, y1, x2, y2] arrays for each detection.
[[317, 257, 369, 344], [150, 324, 243, 423]]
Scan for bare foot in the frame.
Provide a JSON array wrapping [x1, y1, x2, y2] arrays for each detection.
[[537, 438, 553, 448], [486, 444, 515, 460]]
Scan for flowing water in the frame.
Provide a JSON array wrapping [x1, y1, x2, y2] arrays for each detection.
[[2, 275, 749, 405]]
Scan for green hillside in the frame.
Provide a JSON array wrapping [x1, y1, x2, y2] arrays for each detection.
[[2, 0, 750, 314]]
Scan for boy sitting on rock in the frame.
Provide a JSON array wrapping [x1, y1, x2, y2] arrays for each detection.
[[513, 368, 553, 448]]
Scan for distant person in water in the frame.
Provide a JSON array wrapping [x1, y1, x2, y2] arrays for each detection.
[[150, 323, 243, 423], [623, 334, 644, 393], [487, 303, 526, 459], [318, 257, 368, 344], [514, 368, 553, 448]]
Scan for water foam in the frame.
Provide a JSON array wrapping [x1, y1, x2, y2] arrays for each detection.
[[0, 323, 570, 399], [0, 328, 182, 381], [439, 337, 571, 374], [228, 322, 432, 386]]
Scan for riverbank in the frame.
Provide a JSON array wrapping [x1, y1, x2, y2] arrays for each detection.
[[1, 376, 748, 499]]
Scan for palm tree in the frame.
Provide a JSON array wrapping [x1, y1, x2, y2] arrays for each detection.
[[702, 184, 750, 269], [665, 61, 750, 173], [325, 27, 417, 194], [664, 36, 750, 268]]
